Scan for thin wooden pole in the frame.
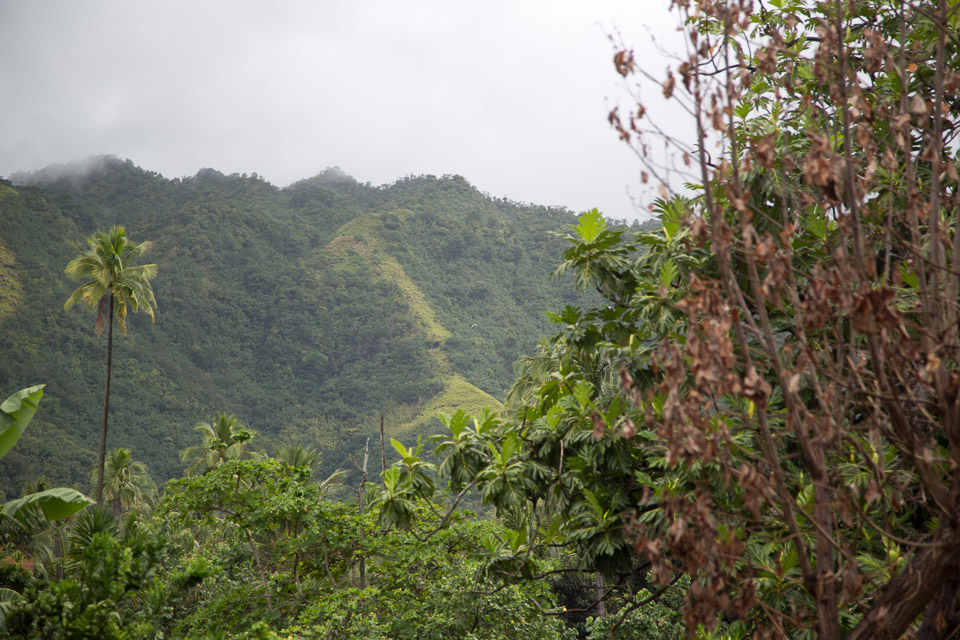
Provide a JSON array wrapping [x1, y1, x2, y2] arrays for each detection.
[[358, 438, 369, 589], [379, 416, 387, 489]]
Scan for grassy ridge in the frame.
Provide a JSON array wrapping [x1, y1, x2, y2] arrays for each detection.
[[0, 238, 23, 324], [322, 214, 502, 439]]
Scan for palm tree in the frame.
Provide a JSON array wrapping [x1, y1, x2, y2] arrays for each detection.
[[89, 448, 155, 519], [180, 412, 259, 476], [64, 226, 157, 506], [275, 443, 347, 497]]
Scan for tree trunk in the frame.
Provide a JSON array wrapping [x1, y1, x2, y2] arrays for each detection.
[[379, 416, 386, 489], [916, 575, 960, 640], [595, 570, 606, 619], [54, 531, 63, 581], [813, 450, 841, 640], [847, 524, 960, 640], [96, 296, 114, 506], [358, 438, 369, 589], [244, 526, 273, 611], [293, 551, 303, 599]]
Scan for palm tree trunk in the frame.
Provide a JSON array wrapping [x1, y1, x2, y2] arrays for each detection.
[[96, 296, 114, 506], [54, 530, 64, 581]]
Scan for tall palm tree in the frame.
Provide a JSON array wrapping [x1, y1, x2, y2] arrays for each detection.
[[180, 412, 259, 476], [64, 226, 157, 506], [89, 448, 154, 519]]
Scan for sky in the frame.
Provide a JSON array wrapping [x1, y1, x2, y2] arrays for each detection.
[[0, 0, 686, 221]]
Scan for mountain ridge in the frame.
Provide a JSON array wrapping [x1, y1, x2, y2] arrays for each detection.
[[0, 156, 610, 495]]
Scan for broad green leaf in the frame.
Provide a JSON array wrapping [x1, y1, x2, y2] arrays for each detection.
[[1, 487, 93, 522], [604, 397, 622, 424], [803, 209, 827, 240], [659, 258, 679, 289], [480, 532, 500, 554], [900, 263, 919, 288], [505, 527, 527, 552], [573, 209, 607, 243], [390, 438, 410, 459], [475, 408, 499, 434], [0, 587, 22, 632], [381, 466, 404, 492], [545, 311, 564, 324], [501, 433, 519, 460], [653, 198, 684, 240], [0, 385, 44, 460], [583, 490, 602, 515], [443, 409, 471, 438], [0, 588, 20, 602], [562, 305, 583, 324], [572, 380, 595, 411]]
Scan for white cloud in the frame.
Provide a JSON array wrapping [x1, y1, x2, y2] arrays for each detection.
[[0, 0, 685, 220]]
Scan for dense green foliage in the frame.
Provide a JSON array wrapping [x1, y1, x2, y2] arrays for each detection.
[[151, 457, 573, 639], [15, 0, 958, 633], [0, 159, 607, 493], [360, 0, 960, 635], [1, 389, 642, 639], [3, 508, 210, 639]]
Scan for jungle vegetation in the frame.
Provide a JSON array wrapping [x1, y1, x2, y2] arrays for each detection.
[[4, 0, 960, 637], [0, 162, 613, 493]]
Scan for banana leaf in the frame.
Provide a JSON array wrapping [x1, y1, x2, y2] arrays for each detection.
[[1, 487, 93, 523], [0, 385, 44, 459]]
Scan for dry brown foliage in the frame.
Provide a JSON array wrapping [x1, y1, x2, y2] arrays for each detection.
[[613, 0, 960, 637]]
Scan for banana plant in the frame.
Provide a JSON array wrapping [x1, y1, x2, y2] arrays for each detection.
[[0, 386, 93, 523], [1, 386, 94, 631]]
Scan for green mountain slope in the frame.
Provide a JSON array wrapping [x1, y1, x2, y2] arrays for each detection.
[[0, 157, 595, 494]]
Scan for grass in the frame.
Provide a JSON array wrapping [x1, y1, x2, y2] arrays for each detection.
[[0, 239, 23, 324], [372, 252, 451, 343], [326, 216, 451, 344], [323, 215, 501, 442], [388, 375, 502, 439]]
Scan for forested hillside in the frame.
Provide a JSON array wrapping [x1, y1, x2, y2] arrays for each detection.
[[5, 0, 960, 636], [0, 156, 608, 494]]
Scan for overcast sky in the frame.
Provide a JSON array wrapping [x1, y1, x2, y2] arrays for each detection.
[[0, 0, 685, 221]]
